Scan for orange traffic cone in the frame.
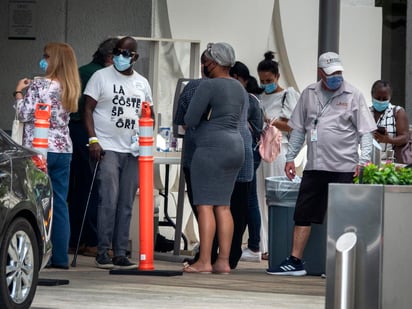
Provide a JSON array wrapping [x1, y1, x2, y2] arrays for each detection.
[[110, 102, 181, 277], [138, 101, 155, 270], [32, 103, 51, 158]]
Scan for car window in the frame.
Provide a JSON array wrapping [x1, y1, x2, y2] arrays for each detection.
[[0, 131, 14, 151], [0, 130, 23, 154]]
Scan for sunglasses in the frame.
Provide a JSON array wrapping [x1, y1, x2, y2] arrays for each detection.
[[112, 48, 137, 58]]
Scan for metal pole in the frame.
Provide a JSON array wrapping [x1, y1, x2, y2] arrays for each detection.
[[334, 232, 357, 309], [318, 0, 341, 55], [318, 0, 340, 80], [71, 160, 100, 267], [173, 143, 186, 255]]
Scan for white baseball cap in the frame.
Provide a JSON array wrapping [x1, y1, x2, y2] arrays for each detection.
[[318, 52, 344, 75]]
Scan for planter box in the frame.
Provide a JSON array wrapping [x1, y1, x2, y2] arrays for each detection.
[[326, 183, 412, 309]]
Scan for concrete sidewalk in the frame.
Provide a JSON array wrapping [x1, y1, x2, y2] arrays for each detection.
[[32, 254, 325, 309]]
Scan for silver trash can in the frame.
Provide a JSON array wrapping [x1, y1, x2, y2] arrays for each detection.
[[266, 176, 326, 276]]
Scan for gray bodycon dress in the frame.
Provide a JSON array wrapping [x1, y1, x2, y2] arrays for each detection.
[[184, 78, 246, 206]]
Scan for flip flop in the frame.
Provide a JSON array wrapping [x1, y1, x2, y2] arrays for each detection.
[[182, 264, 211, 274]]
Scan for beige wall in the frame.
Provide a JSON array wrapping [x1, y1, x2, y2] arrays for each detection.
[[166, 0, 381, 100]]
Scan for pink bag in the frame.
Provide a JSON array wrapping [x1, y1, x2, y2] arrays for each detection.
[[259, 123, 282, 163]]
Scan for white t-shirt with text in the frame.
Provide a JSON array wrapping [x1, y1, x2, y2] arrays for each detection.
[[84, 66, 153, 156]]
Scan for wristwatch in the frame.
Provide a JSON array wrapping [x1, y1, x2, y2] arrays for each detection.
[[13, 91, 23, 97]]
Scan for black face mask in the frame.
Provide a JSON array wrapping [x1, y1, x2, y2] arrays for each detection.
[[203, 64, 211, 77]]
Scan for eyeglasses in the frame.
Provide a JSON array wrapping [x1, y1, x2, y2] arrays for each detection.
[[112, 48, 137, 58]]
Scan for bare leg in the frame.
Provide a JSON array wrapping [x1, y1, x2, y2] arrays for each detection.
[[290, 226, 311, 260], [184, 205, 214, 272], [212, 205, 233, 274]]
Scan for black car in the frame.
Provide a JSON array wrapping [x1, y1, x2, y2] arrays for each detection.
[[0, 129, 53, 309]]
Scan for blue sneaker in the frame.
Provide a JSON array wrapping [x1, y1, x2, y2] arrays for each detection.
[[266, 257, 307, 276]]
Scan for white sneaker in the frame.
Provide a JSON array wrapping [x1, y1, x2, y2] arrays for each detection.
[[240, 248, 262, 262]]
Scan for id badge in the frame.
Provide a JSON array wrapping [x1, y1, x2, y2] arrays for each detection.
[[311, 128, 318, 142]]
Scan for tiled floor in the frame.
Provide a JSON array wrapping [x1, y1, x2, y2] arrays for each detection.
[[32, 254, 325, 309]]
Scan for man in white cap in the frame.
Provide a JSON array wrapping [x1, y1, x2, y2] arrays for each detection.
[[267, 52, 377, 276]]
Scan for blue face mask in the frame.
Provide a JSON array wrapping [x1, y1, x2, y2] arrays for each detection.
[[39, 58, 48, 72], [261, 82, 277, 94], [372, 99, 389, 112], [113, 55, 132, 71], [325, 74, 343, 90]]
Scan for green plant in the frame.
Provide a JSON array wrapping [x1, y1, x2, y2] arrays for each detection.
[[354, 163, 412, 185]]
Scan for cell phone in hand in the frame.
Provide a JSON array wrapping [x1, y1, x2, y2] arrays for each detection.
[[377, 126, 386, 134]]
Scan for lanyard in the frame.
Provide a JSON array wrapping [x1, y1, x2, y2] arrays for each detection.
[[314, 96, 333, 128]]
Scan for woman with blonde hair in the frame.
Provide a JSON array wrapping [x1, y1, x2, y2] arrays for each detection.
[[14, 42, 81, 269]]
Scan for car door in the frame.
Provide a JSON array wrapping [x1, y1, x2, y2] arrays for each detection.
[[0, 152, 11, 234]]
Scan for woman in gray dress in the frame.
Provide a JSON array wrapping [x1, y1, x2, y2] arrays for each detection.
[[183, 42, 246, 274]]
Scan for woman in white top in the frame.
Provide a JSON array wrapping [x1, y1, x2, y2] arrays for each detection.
[[256, 51, 299, 258]]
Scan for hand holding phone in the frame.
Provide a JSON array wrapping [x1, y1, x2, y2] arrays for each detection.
[[377, 126, 386, 134]]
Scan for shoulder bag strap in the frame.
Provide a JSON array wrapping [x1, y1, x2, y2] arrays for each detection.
[[281, 90, 287, 109]]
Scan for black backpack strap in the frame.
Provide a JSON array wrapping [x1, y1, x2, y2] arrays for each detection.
[[281, 90, 287, 109]]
